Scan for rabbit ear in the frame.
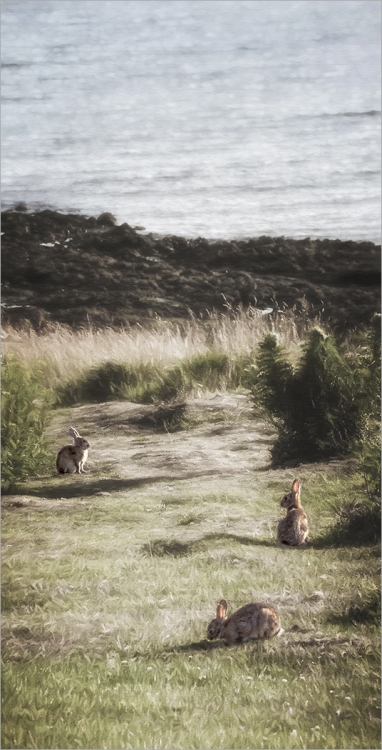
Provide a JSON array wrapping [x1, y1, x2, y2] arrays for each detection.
[[216, 604, 225, 619], [292, 479, 301, 496], [216, 599, 228, 619], [68, 427, 80, 438]]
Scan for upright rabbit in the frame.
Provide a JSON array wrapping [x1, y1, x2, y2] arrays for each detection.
[[277, 479, 309, 547], [56, 427, 90, 474], [207, 599, 282, 643]]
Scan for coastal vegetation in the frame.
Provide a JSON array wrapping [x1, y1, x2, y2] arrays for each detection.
[[1, 209, 380, 749], [1, 357, 54, 491], [250, 316, 380, 466], [1, 306, 298, 491], [2, 310, 380, 497]]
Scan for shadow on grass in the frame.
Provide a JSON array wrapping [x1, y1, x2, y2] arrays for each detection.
[[310, 525, 381, 549], [2, 476, 171, 500], [142, 532, 275, 558], [326, 590, 381, 628], [164, 639, 293, 656], [307, 498, 381, 549], [160, 634, 370, 662], [164, 639, 233, 654], [3, 470, 226, 501]]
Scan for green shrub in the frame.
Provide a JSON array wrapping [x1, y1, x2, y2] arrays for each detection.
[[251, 326, 376, 465], [181, 351, 254, 392], [352, 315, 381, 504], [355, 422, 381, 506], [248, 334, 293, 422], [357, 313, 381, 416], [57, 361, 162, 405], [250, 329, 358, 463], [1, 357, 54, 490], [57, 351, 249, 406], [57, 360, 184, 405], [183, 352, 229, 385]]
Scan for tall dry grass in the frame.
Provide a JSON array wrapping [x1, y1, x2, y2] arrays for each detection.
[[1, 306, 319, 390]]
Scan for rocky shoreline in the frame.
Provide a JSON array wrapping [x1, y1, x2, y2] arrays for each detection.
[[2, 207, 380, 331]]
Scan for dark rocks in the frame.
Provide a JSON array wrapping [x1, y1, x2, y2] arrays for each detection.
[[1, 208, 380, 331], [96, 212, 117, 226]]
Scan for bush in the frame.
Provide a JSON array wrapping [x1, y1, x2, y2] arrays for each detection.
[[352, 315, 381, 504], [57, 361, 161, 405], [1, 357, 54, 490], [248, 334, 293, 422], [251, 324, 380, 466], [251, 328, 363, 464], [356, 423, 381, 505], [57, 360, 186, 405]]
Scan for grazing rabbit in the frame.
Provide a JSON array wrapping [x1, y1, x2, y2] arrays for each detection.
[[56, 427, 89, 474], [277, 479, 309, 547], [207, 599, 282, 643]]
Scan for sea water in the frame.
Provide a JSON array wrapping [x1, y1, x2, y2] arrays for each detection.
[[1, 0, 381, 242]]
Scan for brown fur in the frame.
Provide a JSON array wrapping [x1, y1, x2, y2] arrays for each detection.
[[277, 479, 309, 547], [207, 599, 281, 643], [56, 427, 89, 474]]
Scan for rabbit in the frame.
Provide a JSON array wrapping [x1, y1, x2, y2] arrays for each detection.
[[56, 427, 90, 474], [207, 599, 282, 643], [277, 479, 309, 547]]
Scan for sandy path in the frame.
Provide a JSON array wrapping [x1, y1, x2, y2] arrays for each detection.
[[45, 394, 276, 497]]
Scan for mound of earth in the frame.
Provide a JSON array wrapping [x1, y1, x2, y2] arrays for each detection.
[[1, 207, 380, 331]]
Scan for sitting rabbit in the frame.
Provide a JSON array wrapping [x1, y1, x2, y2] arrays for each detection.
[[56, 427, 89, 474], [277, 479, 309, 547]]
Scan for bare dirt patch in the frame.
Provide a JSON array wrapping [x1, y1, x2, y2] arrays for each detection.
[[44, 393, 276, 496]]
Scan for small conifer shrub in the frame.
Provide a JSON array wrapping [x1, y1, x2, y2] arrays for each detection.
[[352, 314, 381, 509], [251, 326, 376, 465]]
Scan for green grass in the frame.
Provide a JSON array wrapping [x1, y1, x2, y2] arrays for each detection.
[[1, 357, 54, 490], [2, 646, 380, 750], [56, 352, 254, 406], [2, 409, 380, 749]]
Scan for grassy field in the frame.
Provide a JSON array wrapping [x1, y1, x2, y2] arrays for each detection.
[[2, 393, 380, 749], [1, 306, 311, 393]]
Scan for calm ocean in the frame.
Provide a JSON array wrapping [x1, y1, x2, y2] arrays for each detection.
[[1, 0, 381, 242]]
